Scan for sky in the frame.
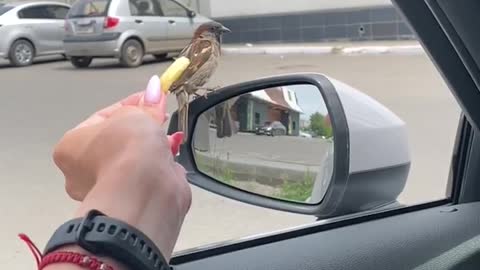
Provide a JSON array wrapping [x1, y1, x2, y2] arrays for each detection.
[[288, 84, 328, 120]]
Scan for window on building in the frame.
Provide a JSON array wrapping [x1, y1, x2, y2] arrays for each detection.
[[292, 121, 296, 130], [255, 113, 260, 125]]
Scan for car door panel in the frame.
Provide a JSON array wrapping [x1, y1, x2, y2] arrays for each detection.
[[28, 20, 58, 54], [164, 17, 194, 50], [165, 16, 212, 49], [133, 16, 167, 51], [158, 0, 195, 51], [17, 5, 60, 54], [128, 0, 167, 52], [38, 20, 63, 53], [172, 202, 480, 270], [46, 5, 70, 53]]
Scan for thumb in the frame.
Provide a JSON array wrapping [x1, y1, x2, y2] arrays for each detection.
[[141, 75, 168, 123]]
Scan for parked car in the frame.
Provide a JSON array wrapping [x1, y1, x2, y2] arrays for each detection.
[[0, 1, 70, 67], [299, 131, 312, 138], [255, 121, 287, 136], [63, 0, 211, 68]]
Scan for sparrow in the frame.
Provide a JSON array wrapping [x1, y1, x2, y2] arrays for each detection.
[[169, 21, 231, 141]]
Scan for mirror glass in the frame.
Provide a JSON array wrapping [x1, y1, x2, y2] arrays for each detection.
[[192, 84, 334, 204]]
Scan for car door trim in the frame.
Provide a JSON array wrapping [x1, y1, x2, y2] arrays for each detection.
[[171, 199, 450, 265], [147, 37, 187, 42], [64, 32, 121, 42]]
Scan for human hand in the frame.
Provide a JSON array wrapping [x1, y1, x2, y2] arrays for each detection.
[[52, 76, 191, 259], [54, 76, 184, 201]]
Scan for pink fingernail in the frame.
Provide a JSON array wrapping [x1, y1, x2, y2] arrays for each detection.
[[170, 132, 184, 155], [145, 75, 161, 105]]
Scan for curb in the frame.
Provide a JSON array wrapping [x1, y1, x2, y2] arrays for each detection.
[[222, 44, 424, 56], [196, 152, 319, 186]]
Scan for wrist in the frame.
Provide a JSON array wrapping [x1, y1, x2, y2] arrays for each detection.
[[77, 164, 187, 261]]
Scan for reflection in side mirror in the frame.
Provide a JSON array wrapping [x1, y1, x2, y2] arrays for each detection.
[[168, 73, 408, 216], [192, 84, 334, 204], [188, 10, 196, 17]]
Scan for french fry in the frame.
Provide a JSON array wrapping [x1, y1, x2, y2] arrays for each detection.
[[160, 57, 191, 93]]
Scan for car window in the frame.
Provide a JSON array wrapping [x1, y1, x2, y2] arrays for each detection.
[[18, 5, 51, 19], [0, 4, 13, 16], [0, 0, 464, 267], [159, 0, 187, 17], [68, 0, 109, 18], [172, 3, 460, 251], [45, 5, 70, 19], [129, 0, 163, 16]]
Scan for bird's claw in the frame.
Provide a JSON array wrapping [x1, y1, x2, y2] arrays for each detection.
[[197, 86, 220, 99]]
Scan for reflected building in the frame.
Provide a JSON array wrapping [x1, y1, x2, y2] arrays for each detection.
[[230, 87, 303, 136]]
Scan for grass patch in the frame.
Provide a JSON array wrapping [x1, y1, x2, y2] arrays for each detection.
[[195, 153, 235, 185], [277, 170, 315, 202]]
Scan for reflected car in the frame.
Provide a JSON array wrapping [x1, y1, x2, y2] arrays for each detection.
[[299, 131, 313, 138], [63, 0, 212, 68], [255, 121, 287, 136], [0, 1, 70, 67]]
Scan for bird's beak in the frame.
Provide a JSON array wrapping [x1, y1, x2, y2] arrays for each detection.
[[221, 26, 231, 33]]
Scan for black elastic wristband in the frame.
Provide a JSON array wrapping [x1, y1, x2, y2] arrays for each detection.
[[44, 209, 170, 270]]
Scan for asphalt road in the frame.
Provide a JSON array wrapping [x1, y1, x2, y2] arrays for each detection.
[[0, 53, 459, 269], [201, 130, 330, 167]]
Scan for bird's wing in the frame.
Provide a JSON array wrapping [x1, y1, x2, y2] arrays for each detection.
[[170, 38, 214, 92]]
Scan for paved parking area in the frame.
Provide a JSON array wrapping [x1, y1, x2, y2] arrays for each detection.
[[0, 53, 460, 269]]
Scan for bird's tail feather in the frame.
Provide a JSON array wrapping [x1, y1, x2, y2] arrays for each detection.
[[215, 102, 235, 138], [176, 92, 189, 142]]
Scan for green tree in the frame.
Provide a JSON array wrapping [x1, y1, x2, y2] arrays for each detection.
[[309, 112, 325, 136], [309, 112, 333, 138]]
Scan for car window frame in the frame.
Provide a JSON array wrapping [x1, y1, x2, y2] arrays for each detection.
[[45, 4, 70, 20], [169, 0, 480, 264], [67, 0, 110, 18], [129, 0, 163, 17], [17, 5, 52, 20], [158, 0, 188, 17]]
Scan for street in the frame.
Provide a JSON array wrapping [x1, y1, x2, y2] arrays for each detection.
[[0, 53, 459, 269], [201, 130, 329, 167]]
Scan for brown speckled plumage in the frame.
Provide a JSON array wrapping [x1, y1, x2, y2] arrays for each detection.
[[169, 22, 229, 140]]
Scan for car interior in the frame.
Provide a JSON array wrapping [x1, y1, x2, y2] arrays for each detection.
[[164, 0, 480, 269]]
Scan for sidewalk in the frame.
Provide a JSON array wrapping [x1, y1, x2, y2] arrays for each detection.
[[222, 40, 424, 56]]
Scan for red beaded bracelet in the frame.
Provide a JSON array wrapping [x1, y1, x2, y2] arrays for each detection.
[[19, 234, 115, 270]]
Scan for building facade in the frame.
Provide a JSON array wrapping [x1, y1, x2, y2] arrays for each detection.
[[196, 0, 415, 44], [231, 87, 303, 136]]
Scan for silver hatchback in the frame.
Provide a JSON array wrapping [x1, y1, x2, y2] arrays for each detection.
[[0, 1, 70, 67], [64, 0, 211, 68]]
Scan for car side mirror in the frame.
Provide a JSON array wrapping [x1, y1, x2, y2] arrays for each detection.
[[168, 73, 410, 218], [187, 10, 196, 18]]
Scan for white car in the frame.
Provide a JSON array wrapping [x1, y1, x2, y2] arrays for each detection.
[[63, 0, 214, 68], [0, 1, 70, 66], [299, 131, 313, 138]]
